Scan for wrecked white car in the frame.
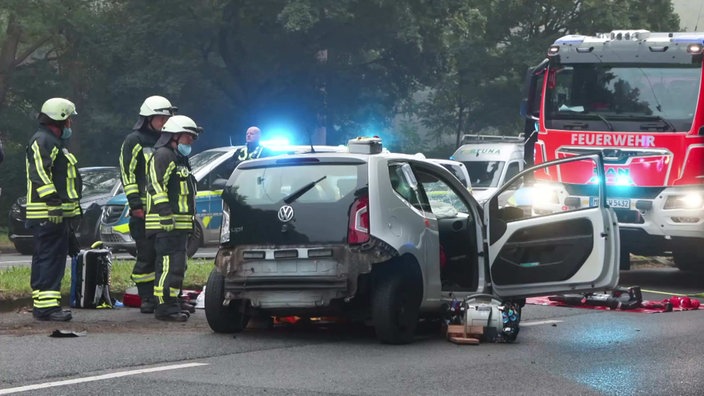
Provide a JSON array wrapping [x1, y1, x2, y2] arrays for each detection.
[[206, 138, 619, 344]]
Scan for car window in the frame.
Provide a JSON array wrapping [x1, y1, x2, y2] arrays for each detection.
[[414, 169, 471, 219], [389, 164, 427, 211], [81, 168, 120, 197], [198, 154, 238, 191], [229, 163, 362, 205], [190, 150, 231, 174], [464, 161, 505, 187], [495, 158, 596, 222], [504, 162, 521, 185], [441, 163, 469, 188]]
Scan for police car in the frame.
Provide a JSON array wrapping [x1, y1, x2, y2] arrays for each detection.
[[206, 137, 620, 344]]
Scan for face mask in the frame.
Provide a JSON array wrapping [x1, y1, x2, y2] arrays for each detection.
[[61, 127, 72, 140], [177, 143, 192, 156]]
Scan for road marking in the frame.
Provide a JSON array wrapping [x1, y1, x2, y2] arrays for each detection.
[[0, 362, 208, 395], [520, 319, 563, 327]]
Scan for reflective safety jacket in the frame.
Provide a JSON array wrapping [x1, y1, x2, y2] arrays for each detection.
[[145, 146, 196, 235], [25, 126, 82, 219], [235, 143, 271, 161], [119, 128, 159, 211]]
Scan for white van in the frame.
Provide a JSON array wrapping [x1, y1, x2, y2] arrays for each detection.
[[450, 134, 525, 203]]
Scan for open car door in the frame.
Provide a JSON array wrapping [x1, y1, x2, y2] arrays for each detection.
[[484, 154, 619, 298]]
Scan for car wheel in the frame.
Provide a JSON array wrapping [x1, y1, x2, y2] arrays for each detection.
[[673, 249, 704, 273], [372, 273, 421, 344], [13, 240, 34, 255], [205, 268, 249, 333], [186, 222, 203, 258]]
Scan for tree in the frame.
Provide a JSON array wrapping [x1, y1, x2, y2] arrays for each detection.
[[419, 0, 681, 147]]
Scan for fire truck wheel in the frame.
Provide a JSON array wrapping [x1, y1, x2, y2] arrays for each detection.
[[673, 249, 704, 273]]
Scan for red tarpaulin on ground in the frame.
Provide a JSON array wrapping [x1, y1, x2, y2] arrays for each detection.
[[526, 295, 701, 314]]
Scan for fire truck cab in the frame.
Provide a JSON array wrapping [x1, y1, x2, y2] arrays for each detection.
[[522, 30, 704, 271]]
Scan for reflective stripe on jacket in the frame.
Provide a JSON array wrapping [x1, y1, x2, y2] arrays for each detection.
[[119, 129, 159, 211], [25, 127, 82, 219], [145, 146, 196, 234]]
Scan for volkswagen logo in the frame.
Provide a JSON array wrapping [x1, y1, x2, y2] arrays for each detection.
[[277, 205, 295, 223]]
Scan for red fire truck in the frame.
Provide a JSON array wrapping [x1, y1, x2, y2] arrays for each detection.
[[522, 30, 704, 271]]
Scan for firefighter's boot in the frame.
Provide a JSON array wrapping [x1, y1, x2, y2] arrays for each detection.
[[154, 301, 189, 322], [179, 298, 196, 314], [137, 283, 156, 314]]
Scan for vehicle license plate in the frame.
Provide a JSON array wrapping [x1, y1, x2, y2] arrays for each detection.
[[590, 197, 630, 208]]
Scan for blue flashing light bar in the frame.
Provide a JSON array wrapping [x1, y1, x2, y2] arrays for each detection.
[[671, 34, 704, 43]]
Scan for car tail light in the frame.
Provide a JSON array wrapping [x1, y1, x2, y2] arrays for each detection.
[[348, 195, 370, 244]]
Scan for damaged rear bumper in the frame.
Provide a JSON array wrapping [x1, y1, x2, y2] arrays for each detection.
[[214, 238, 397, 311]]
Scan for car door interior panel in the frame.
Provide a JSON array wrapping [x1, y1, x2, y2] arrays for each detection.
[[491, 217, 593, 285]]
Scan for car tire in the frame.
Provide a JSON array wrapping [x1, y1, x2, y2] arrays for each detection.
[[673, 249, 704, 273], [186, 222, 203, 258], [372, 273, 421, 345], [13, 240, 34, 255], [205, 268, 249, 333]]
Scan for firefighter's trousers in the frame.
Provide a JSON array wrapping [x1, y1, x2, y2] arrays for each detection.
[[28, 219, 70, 315], [129, 216, 156, 297], [153, 231, 188, 315]]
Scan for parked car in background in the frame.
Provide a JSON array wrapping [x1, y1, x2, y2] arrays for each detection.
[[99, 144, 347, 257], [7, 166, 121, 255], [206, 137, 619, 344]]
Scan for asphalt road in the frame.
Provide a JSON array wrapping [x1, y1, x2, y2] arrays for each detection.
[[0, 266, 703, 395]]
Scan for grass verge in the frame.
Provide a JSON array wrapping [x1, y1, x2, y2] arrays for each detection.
[[0, 258, 214, 301]]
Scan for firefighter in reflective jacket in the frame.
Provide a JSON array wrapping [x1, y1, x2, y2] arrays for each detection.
[[145, 115, 201, 322], [25, 98, 81, 322], [119, 95, 176, 314]]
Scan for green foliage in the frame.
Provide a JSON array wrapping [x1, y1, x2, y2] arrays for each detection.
[[0, 258, 214, 301], [419, 0, 682, 146], [0, 0, 685, 226]]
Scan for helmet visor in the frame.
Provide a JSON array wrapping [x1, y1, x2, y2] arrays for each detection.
[[183, 125, 203, 140], [153, 106, 178, 115]]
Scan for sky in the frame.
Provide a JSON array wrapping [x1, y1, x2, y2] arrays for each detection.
[[672, 0, 704, 31]]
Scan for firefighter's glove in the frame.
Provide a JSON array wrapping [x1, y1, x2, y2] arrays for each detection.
[[47, 206, 63, 224], [160, 215, 175, 232], [130, 208, 145, 219]]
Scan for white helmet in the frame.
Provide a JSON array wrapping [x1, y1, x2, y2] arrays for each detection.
[[161, 115, 201, 137], [40, 98, 77, 121], [139, 95, 177, 116]]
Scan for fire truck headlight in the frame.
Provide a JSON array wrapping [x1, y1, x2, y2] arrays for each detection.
[[687, 44, 704, 55], [665, 193, 704, 210]]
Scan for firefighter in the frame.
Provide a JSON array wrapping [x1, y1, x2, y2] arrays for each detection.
[[145, 115, 201, 322], [119, 95, 176, 313], [25, 98, 82, 321]]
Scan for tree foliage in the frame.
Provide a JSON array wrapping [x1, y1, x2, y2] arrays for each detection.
[[0, 0, 683, 227]]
